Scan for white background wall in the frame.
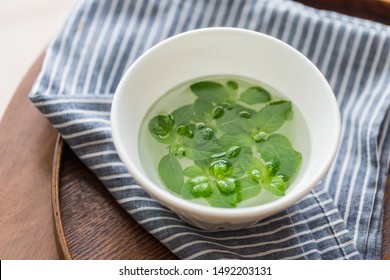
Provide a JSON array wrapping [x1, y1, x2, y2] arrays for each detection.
[[0, 0, 77, 121]]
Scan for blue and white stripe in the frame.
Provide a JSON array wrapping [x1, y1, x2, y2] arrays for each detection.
[[29, 0, 390, 259]]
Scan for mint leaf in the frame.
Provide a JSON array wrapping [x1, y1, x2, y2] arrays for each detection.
[[239, 154, 268, 180], [183, 145, 216, 160], [226, 80, 239, 101], [183, 165, 205, 177], [226, 145, 241, 159], [217, 133, 254, 149], [205, 182, 238, 208], [190, 81, 230, 103], [216, 105, 254, 132], [181, 180, 197, 200], [237, 177, 262, 201], [191, 182, 213, 198], [194, 160, 208, 169], [262, 175, 286, 196], [212, 106, 225, 119], [158, 154, 184, 194], [201, 127, 214, 140], [254, 101, 292, 133], [176, 124, 194, 138], [239, 117, 257, 133], [226, 80, 238, 90], [240, 86, 271, 105], [178, 129, 220, 160], [256, 134, 301, 181], [231, 159, 245, 178], [182, 176, 239, 207], [169, 143, 186, 157], [148, 115, 175, 144], [172, 105, 193, 127], [194, 98, 213, 121], [216, 178, 237, 194], [209, 159, 233, 178]]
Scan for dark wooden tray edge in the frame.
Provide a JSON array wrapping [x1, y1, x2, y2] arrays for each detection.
[[52, 135, 73, 260]]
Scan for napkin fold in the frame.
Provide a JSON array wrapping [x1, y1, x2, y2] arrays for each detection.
[[29, 0, 390, 259]]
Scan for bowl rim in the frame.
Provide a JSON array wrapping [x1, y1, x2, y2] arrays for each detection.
[[111, 27, 341, 221]]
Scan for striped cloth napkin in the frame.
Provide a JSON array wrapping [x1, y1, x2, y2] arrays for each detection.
[[29, 0, 390, 259]]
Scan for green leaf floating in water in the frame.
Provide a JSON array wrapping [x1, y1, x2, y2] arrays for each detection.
[[180, 129, 221, 160], [148, 114, 175, 144], [256, 134, 302, 181], [240, 86, 271, 105], [262, 175, 286, 196], [172, 104, 194, 127], [217, 133, 254, 149], [239, 153, 268, 181], [158, 153, 184, 194], [237, 176, 262, 202], [206, 182, 239, 208], [226, 80, 238, 90], [216, 105, 255, 133], [190, 81, 230, 104], [183, 165, 205, 178], [194, 98, 214, 121], [254, 101, 292, 133], [181, 180, 197, 200]]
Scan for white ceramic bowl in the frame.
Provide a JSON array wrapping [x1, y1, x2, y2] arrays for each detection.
[[111, 27, 340, 231]]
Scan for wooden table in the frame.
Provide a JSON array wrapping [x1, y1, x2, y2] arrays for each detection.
[[0, 0, 389, 260]]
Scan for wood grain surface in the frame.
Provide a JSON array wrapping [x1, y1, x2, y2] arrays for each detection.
[[0, 51, 59, 259], [296, 0, 390, 25]]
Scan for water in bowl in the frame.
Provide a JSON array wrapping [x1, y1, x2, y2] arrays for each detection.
[[138, 75, 310, 208]]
